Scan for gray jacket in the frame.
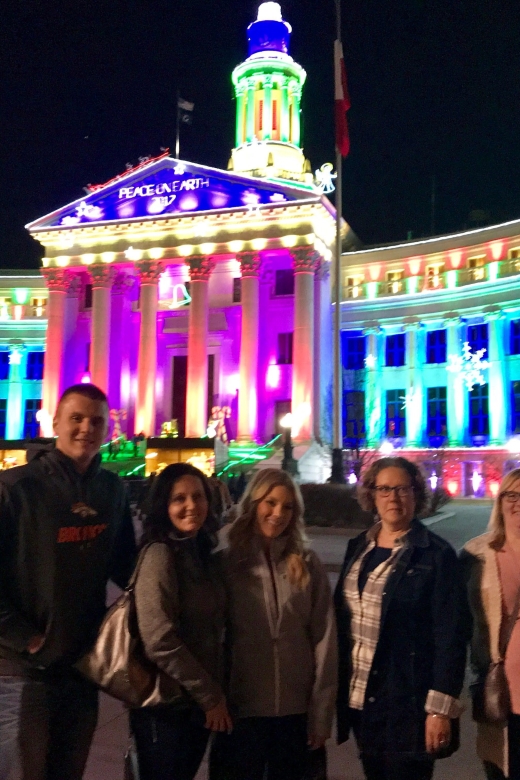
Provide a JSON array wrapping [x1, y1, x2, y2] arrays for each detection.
[[134, 538, 225, 712], [222, 537, 337, 737]]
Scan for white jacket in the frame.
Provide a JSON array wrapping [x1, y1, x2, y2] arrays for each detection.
[[222, 536, 338, 738]]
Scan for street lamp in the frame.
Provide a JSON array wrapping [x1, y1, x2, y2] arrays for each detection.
[[280, 413, 299, 476]]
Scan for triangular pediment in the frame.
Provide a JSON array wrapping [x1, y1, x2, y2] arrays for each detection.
[[27, 157, 317, 231]]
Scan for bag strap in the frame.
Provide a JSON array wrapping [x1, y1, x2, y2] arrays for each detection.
[[126, 543, 156, 591], [499, 585, 520, 658]]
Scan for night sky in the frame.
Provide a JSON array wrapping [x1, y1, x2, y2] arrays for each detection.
[[2, 0, 520, 268]]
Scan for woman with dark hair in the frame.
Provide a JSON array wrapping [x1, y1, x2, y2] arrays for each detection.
[[211, 467, 337, 780], [335, 456, 468, 780], [461, 467, 520, 780], [129, 462, 232, 780]]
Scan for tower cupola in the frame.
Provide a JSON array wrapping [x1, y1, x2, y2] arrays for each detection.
[[229, 2, 313, 185]]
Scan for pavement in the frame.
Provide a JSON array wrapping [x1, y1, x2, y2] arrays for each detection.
[[84, 500, 494, 780]]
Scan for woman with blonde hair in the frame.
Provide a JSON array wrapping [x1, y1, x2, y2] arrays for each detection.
[[462, 467, 520, 780], [210, 468, 337, 780]]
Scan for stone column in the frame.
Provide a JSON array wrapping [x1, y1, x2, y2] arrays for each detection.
[[280, 78, 290, 142], [364, 326, 383, 446], [486, 309, 507, 444], [185, 256, 214, 437], [289, 83, 301, 145], [237, 251, 261, 442], [291, 247, 319, 442], [263, 75, 273, 140], [41, 269, 70, 434], [89, 265, 116, 393], [246, 77, 256, 142], [110, 273, 134, 412], [404, 321, 425, 446], [446, 315, 466, 446], [6, 345, 27, 440], [235, 85, 246, 146], [135, 261, 162, 436]]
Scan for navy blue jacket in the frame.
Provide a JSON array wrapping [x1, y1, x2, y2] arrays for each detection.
[[334, 520, 468, 758]]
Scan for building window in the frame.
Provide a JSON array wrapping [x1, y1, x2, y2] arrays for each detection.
[[385, 333, 406, 367], [277, 332, 293, 365], [511, 321, 520, 355], [386, 389, 406, 437], [274, 269, 294, 296], [468, 256, 485, 281], [342, 332, 366, 370], [26, 351, 44, 380], [31, 297, 47, 317], [344, 275, 364, 299], [426, 329, 447, 364], [84, 284, 93, 309], [0, 352, 9, 381], [512, 382, 520, 433], [386, 270, 404, 295], [24, 399, 42, 439], [424, 264, 444, 289], [0, 399, 6, 438], [468, 323, 488, 354], [344, 390, 365, 446], [469, 383, 489, 438], [232, 277, 241, 303], [427, 387, 447, 438], [510, 248, 520, 260]]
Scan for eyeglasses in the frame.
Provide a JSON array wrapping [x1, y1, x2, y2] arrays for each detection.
[[373, 485, 414, 498], [500, 491, 520, 505]]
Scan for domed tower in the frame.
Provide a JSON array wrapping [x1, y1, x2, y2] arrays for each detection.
[[229, 2, 313, 185]]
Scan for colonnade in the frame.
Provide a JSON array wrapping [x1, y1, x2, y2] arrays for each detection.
[[41, 245, 323, 439], [364, 311, 507, 447]]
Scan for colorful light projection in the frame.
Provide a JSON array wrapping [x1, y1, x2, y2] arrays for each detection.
[[34, 160, 297, 229], [447, 342, 490, 391]]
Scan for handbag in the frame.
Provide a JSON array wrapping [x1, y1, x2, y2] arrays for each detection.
[[471, 585, 520, 725], [75, 544, 182, 708]]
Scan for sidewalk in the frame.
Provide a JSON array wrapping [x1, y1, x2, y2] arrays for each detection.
[[85, 690, 484, 780]]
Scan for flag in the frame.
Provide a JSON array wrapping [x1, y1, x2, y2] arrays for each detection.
[[334, 40, 351, 157], [177, 97, 194, 124]]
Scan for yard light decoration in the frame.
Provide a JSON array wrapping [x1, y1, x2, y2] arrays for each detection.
[[348, 472, 358, 485], [471, 470, 482, 495], [429, 473, 438, 491], [314, 163, 337, 194], [36, 408, 53, 438], [379, 440, 394, 455], [446, 342, 489, 392], [208, 406, 231, 444], [110, 409, 127, 440], [280, 413, 299, 476]]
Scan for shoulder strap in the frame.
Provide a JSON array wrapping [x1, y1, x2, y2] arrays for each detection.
[[126, 542, 160, 591], [500, 585, 520, 657]]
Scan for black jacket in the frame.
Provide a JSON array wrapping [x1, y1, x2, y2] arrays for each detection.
[[0, 448, 136, 674], [334, 520, 468, 758]]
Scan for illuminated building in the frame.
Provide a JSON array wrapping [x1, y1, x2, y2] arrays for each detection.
[[340, 223, 520, 496], [21, 2, 356, 481], [0, 0, 517, 491]]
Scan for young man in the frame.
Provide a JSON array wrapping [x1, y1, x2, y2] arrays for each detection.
[[0, 384, 137, 780]]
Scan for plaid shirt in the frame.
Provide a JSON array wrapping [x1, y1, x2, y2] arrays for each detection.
[[343, 523, 461, 717]]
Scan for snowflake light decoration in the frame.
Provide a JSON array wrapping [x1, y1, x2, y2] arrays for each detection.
[[446, 341, 490, 391]]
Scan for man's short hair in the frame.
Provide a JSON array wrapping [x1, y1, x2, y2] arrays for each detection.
[[56, 384, 109, 413]]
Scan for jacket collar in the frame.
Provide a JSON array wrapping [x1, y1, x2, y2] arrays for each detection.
[[45, 448, 102, 481], [365, 518, 429, 549]]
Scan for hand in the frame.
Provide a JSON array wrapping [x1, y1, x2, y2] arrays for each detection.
[[307, 733, 328, 750], [425, 714, 451, 754], [204, 698, 233, 733], [26, 634, 45, 655]]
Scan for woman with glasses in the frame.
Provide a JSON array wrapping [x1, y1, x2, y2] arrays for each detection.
[[461, 468, 520, 780], [335, 456, 468, 780]]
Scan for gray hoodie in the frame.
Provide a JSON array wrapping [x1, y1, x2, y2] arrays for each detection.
[[222, 536, 338, 738]]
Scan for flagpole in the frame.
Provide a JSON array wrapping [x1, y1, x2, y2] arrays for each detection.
[[331, 0, 345, 482], [175, 89, 181, 159]]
